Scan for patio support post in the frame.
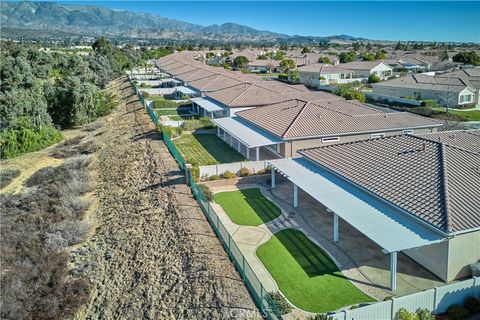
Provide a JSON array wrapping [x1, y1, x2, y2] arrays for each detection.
[[217, 127, 220, 137], [271, 169, 275, 189], [333, 213, 339, 242], [255, 147, 260, 161], [229, 134, 233, 146], [390, 251, 397, 292], [237, 139, 241, 152], [246, 147, 250, 160], [223, 130, 226, 141], [293, 184, 298, 208]]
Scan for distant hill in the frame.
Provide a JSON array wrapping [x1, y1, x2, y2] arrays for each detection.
[[0, 1, 367, 43]]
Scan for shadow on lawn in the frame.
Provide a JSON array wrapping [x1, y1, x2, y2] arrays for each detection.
[[276, 229, 341, 278], [192, 134, 244, 164], [239, 188, 281, 224]]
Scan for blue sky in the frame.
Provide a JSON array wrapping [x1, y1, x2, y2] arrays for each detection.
[[60, 1, 479, 42]]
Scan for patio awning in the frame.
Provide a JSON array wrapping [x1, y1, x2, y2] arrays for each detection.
[[161, 78, 182, 84], [176, 86, 197, 95], [190, 97, 224, 112], [213, 117, 282, 148], [267, 157, 446, 253]]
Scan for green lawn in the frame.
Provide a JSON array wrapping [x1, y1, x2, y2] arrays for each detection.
[[257, 229, 375, 313], [214, 188, 281, 226], [432, 107, 480, 121], [150, 95, 191, 109], [155, 109, 198, 121], [173, 133, 245, 166]]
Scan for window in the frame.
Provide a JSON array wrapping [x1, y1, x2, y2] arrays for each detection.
[[460, 95, 472, 103], [267, 144, 280, 154], [402, 130, 413, 135], [322, 137, 340, 143], [370, 133, 385, 139]]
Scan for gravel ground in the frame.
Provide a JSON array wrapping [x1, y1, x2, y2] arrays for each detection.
[[71, 79, 257, 320]]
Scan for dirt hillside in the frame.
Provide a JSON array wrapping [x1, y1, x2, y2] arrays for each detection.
[[71, 79, 257, 319]]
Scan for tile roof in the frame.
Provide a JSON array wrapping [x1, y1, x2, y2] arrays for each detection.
[[298, 63, 353, 74], [418, 129, 480, 154], [373, 73, 472, 93], [299, 133, 480, 233], [237, 99, 441, 139], [436, 67, 480, 90], [340, 61, 392, 71]]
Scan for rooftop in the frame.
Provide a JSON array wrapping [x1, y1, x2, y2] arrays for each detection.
[[373, 73, 473, 93], [236, 99, 441, 139], [298, 131, 480, 233]]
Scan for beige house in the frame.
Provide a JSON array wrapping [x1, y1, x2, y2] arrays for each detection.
[[298, 63, 354, 86], [340, 61, 394, 79], [213, 98, 442, 160], [294, 130, 480, 282], [372, 72, 479, 107]]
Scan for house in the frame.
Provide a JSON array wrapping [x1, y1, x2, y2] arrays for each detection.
[[340, 61, 394, 79], [247, 59, 280, 73], [212, 98, 441, 160], [298, 63, 354, 86], [265, 130, 479, 291], [372, 73, 479, 107]]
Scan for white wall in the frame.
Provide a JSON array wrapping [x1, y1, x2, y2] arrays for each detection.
[[448, 230, 480, 280]]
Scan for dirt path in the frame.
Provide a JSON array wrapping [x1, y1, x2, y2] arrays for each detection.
[[72, 79, 257, 319]]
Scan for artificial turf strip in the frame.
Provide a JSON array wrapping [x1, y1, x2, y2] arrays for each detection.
[[173, 133, 245, 166], [213, 188, 281, 226], [257, 229, 375, 313]]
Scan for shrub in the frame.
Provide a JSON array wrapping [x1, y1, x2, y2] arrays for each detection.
[[209, 174, 221, 181], [343, 90, 366, 103], [197, 184, 213, 201], [383, 295, 393, 301], [239, 167, 250, 177], [142, 91, 150, 98], [447, 304, 471, 320], [422, 100, 440, 108], [415, 308, 434, 320], [190, 165, 200, 182], [368, 74, 382, 83], [0, 169, 21, 189], [465, 297, 480, 314], [394, 308, 418, 320], [278, 73, 288, 81], [221, 170, 235, 179], [269, 291, 292, 315]]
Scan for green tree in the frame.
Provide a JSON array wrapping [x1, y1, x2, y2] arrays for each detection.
[[339, 51, 356, 63], [368, 74, 381, 83], [279, 59, 296, 73], [452, 51, 480, 65], [375, 51, 386, 60], [361, 53, 375, 61], [318, 56, 332, 64], [301, 47, 311, 54], [234, 56, 249, 68]]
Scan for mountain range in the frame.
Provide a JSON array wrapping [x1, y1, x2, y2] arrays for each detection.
[[1, 1, 367, 43]]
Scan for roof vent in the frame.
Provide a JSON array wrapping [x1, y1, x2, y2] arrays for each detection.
[[384, 115, 388, 118], [422, 143, 427, 152]]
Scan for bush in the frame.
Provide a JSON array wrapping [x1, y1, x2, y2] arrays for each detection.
[[394, 308, 418, 320], [221, 170, 235, 179], [197, 184, 213, 201], [278, 73, 288, 80], [415, 308, 434, 320], [269, 291, 292, 315], [0, 169, 21, 189], [209, 174, 221, 181], [343, 90, 366, 103], [465, 296, 480, 314], [239, 167, 250, 177], [383, 295, 393, 301], [142, 91, 150, 98], [368, 74, 382, 83], [422, 100, 440, 108], [447, 304, 471, 320], [190, 165, 199, 182]]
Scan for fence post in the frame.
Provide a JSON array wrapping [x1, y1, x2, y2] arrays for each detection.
[[433, 287, 439, 312], [242, 256, 246, 280], [390, 297, 396, 320]]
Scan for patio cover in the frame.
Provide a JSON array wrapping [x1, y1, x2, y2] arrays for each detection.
[[161, 78, 182, 84], [267, 157, 446, 253], [176, 86, 197, 95], [190, 97, 224, 112], [213, 117, 282, 148]]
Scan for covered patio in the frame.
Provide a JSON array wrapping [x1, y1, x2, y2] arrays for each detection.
[[267, 157, 447, 292], [174, 85, 199, 99], [213, 117, 283, 161], [190, 97, 226, 119]]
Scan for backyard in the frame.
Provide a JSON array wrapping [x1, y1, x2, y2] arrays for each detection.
[[173, 133, 245, 166], [150, 95, 191, 109], [155, 109, 197, 121], [213, 188, 282, 226], [257, 229, 375, 313]]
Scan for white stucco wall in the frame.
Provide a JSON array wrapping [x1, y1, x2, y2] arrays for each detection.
[[448, 230, 480, 281]]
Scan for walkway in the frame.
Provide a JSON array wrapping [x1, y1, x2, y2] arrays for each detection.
[[208, 181, 445, 311]]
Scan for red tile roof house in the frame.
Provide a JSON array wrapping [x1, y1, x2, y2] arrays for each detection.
[[214, 98, 442, 161], [266, 129, 480, 291]]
